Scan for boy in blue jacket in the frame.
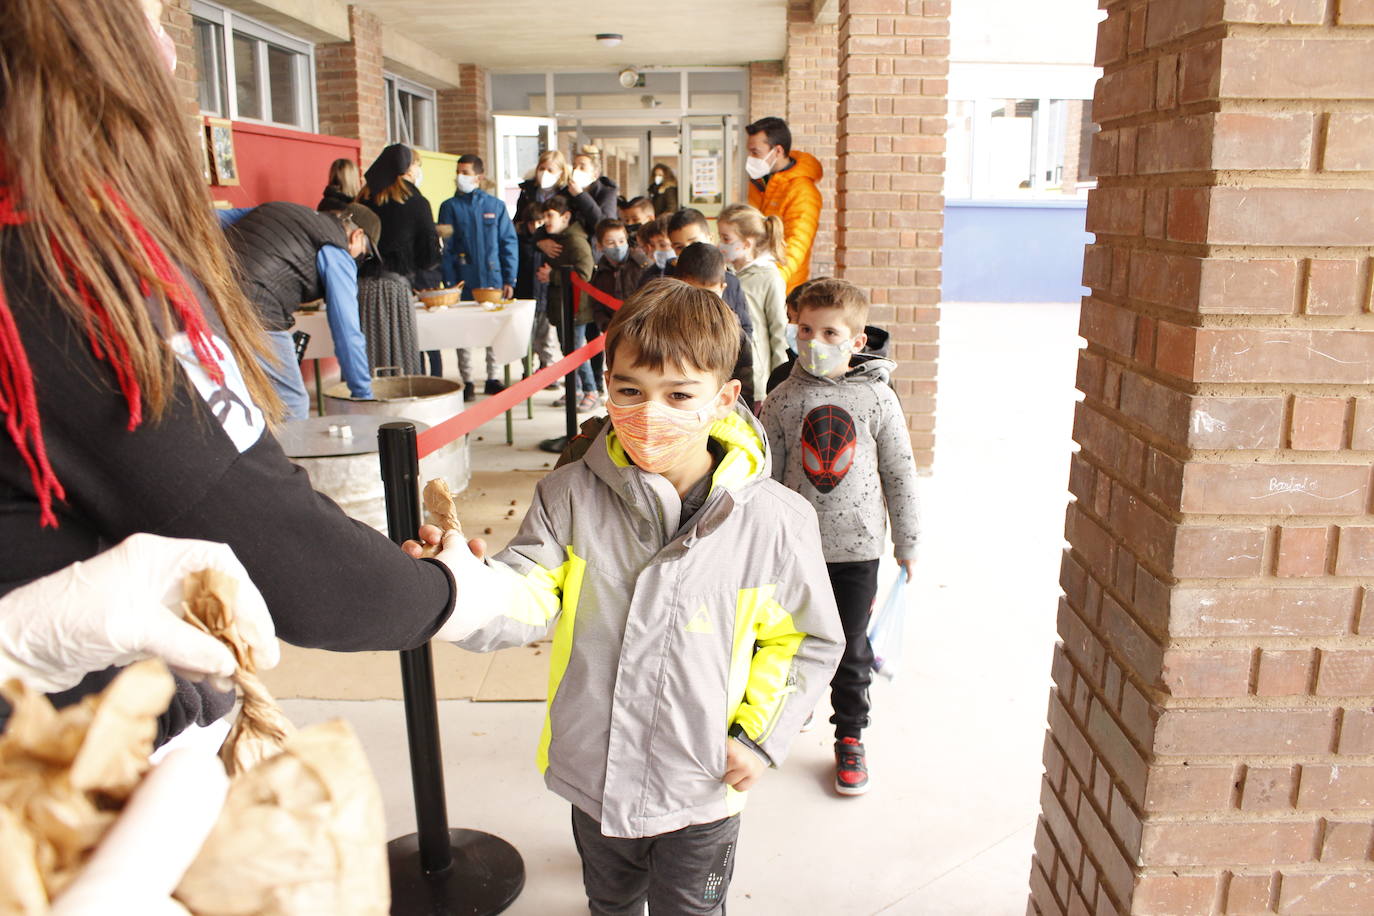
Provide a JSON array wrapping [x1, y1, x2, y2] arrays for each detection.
[[438, 155, 519, 400]]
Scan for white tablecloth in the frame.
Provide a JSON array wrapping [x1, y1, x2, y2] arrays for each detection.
[[295, 298, 536, 365]]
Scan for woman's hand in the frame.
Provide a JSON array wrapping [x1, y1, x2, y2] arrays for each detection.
[[536, 238, 563, 259], [0, 533, 278, 693]]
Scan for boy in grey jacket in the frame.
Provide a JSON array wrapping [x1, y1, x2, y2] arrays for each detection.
[[432, 279, 843, 913], [760, 278, 921, 797]]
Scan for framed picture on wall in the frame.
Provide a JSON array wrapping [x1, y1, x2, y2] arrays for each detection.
[[205, 118, 239, 186]]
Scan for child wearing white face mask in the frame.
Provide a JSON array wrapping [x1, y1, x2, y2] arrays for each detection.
[[717, 203, 789, 396], [759, 277, 920, 798], [764, 277, 893, 396]]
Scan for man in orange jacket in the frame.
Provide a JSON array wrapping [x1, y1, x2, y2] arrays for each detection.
[[745, 116, 823, 294]]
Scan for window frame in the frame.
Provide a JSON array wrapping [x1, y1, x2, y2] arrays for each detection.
[[945, 96, 1097, 202], [191, 0, 316, 132], [384, 73, 439, 151]]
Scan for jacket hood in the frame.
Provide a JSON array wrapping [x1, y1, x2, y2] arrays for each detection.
[[781, 150, 823, 183], [583, 402, 772, 519], [862, 324, 890, 358], [788, 352, 894, 387]]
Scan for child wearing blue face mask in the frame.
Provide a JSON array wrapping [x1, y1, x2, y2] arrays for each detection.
[[759, 277, 920, 798], [588, 218, 647, 328]]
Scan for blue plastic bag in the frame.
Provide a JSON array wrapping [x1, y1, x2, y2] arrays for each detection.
[[868, 568, 909, 681]]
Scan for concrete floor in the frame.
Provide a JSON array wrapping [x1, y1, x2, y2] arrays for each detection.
[[280, 301, 1082, 915]]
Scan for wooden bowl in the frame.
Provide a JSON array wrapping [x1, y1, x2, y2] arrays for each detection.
[[416, 286, 462, 309], [471, 287, 504, 304]]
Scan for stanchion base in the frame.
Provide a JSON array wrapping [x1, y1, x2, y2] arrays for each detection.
[[388, 829, 525, 916]]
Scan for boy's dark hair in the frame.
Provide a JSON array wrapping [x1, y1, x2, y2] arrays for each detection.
[[673, 242, 725, 288], [638, 216, 670, 246], [796, 277, 869, 332], [666, 208, 709, 235], [746, 116, 792, 155], [594, 218, 627, 243], [457, 154, 485, 174], [785, 276, 829, 317], [540, 194, 571, 216], [605, 278, 739, 385], [624, 196, 655, 219]]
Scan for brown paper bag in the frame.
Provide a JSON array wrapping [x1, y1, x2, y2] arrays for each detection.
[[174, 569, 390, 915], [0, 659, 174, 909], [173, 720, 388, 916]]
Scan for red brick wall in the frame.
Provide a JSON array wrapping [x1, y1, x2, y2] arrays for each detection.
[[1031, 2, 1374, 913], [834, 0, 947, 471], [785, 0, 839, 279], [315, 6, 387, 165], [748, 60, 787, 124], [438, 64, 490, 163]]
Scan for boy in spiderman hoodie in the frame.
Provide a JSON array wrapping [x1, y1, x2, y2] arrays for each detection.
[[759, 277, 921, 797]]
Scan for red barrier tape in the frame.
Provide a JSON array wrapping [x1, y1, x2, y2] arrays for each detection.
[[570, 272, 623, 310], [413, 273, 627, 460], [415, 335, 605, 459]]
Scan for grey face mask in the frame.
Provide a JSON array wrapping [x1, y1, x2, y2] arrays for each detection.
[[799, 338, 855, 378], [653, 249, 673, 270]]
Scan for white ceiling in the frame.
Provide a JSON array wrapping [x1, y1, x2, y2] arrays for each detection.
[[364, 1, 790, 70]]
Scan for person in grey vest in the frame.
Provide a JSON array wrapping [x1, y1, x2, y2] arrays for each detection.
[[222, 202, 378, 420]]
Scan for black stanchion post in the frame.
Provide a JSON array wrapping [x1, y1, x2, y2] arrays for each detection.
[[378, 421, 525, 916], [563, 269, 578, 441]]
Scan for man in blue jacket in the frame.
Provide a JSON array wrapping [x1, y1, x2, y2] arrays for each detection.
[[438, 155, 519, 401]]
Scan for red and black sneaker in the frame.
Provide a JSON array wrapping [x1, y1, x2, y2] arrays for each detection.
[[834, 737, 869, 796]]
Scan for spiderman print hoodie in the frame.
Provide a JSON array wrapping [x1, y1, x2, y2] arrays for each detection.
[[760, 353, 921, 564]]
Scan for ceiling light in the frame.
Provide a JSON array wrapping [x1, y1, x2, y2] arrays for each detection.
[[596, 33, 623, 47]]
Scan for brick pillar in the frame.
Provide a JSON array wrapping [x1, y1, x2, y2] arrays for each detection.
[[1031, 3, 1374, 914], [748, 60, 786, 122], [161, 0, 203, 151], [315, 6, 386, 164], [784, 0, 839, 278], [834, 0, 947, 470], [438, 64, 491, 162]]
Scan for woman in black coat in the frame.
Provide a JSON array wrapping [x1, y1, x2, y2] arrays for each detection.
[[360, 144, 441, 289]]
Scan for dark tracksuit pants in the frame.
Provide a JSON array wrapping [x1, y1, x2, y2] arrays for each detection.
[[571, 807, 740, 915], [826, 559, 880, 740]]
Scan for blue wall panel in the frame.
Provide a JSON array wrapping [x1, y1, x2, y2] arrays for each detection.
[[941, 200, 1091, 303]]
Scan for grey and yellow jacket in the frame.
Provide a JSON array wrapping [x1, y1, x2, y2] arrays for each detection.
[[760, 354, 922, 564], [456, 405, 843, 838]]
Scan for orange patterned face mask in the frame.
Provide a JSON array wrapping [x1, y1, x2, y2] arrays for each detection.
[[605, 388, 724, 473]]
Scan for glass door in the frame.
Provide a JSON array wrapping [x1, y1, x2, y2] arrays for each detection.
[[493, 114, 558, 216], [680, 115, 737, 218]]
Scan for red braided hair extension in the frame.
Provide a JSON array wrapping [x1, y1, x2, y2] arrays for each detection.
[[0, 179, 226, 527], [0, 183, 65, 526]]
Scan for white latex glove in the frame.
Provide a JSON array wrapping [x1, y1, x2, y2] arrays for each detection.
[[0, 533, 279, 693], [50, 748, 229, 916], [430, 529, 515, 643]]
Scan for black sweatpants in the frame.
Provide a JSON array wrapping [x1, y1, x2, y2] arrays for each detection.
[[826, 559, 881, 740], [571, 807, 740, 915]]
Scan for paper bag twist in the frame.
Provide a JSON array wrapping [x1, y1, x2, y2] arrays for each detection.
[[420, 478, 463, 559], [181, 569, 293, 775]]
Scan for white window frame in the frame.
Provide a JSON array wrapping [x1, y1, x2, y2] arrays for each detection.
[[191, 0, 316, 132], [385, 73, 438, 151]]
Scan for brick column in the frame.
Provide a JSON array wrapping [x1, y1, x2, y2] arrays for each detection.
[[834, 0, 948, 470], [784, 0, 839, 278], [1031, 3, 1374, 914], [438, 64, 490, 162], [315, 6, 386, 164], [748, 61, 786, 122], [161, 0, 203, 151]]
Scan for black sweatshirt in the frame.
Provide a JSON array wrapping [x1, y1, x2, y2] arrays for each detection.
[[0, 232, 455, 740]]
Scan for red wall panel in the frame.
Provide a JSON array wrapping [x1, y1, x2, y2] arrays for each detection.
[[208, 120, 360, 209]]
